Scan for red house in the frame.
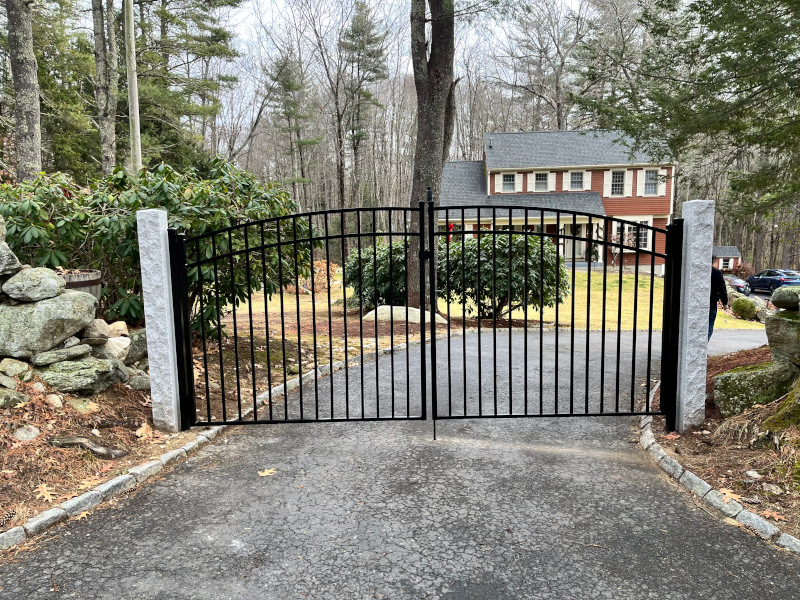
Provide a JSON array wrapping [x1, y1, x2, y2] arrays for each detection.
[[440, 130, 675, 268]]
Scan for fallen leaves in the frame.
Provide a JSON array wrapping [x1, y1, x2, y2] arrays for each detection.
[[77, 477, 102, 491], [135, 421, 152, 439], [718, 488, 743, 505], [35, 483, 56, 503], [258, 468, 277, 477], [75, 511, 90, 520], [57, 493, 78, 502], [663, 432, 681, 441], [762, 510, 787, 522]]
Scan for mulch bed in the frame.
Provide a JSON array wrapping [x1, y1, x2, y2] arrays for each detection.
[[652, 345, 800, 538], [1, 379, 196, 539]]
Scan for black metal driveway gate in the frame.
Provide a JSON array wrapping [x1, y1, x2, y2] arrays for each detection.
[[169, 196, 682, 431]]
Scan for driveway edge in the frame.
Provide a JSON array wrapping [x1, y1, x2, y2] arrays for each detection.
[[638, 411, 800, 556], [0, 425, 228, 553]]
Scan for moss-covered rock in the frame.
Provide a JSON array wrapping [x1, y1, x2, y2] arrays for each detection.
[[34, 356, 128, 394], [765, 310, 800, 367], [762, 377, 800, 432], [714, 360, 799, 418], [771, 287, 800, 311]]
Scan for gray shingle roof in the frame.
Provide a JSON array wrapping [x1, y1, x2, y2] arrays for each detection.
[[441, 160, 605, 218], [713, 246, 741, 258], [484, 130, 658, 170]]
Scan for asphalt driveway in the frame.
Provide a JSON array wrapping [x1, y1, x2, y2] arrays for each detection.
[[0, 330, 796, 599]]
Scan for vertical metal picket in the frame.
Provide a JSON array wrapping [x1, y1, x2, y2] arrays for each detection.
[[168, 228, 196, 430], [660, 219, 684, 431]]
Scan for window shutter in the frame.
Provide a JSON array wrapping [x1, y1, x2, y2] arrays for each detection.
[[526, 172, 534, 192], [562, 171, 570, 191], [583, 171, 592, 190], [548, 172, 556, 191], [658, 168, 667, 196], [515, 173, 523, 193], [624, 170, 633, 197], [494, 172, 502, 194], [603, 171, 612, 197], [636, 169, 645, 196]]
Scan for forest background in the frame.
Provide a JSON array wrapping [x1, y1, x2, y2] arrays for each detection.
[[1, 0, 798, 272]]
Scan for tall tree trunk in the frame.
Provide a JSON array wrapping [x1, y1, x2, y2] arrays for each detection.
[[92, 0, 119, 174], [6, 0, 42, 181], [408, 0, 456, 306]]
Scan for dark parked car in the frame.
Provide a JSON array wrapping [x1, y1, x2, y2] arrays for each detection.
[[746, 269, 800, 293], [723, 274, 750, 295]]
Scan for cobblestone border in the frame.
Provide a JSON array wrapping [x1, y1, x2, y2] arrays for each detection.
[[0, 425, 228, 552], [639, 396, 800, 556]]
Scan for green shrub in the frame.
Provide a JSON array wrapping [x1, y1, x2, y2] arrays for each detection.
[[0, 158, 309, 332], [730, 297, 757, 320], [343, 239, 409, 309], [439, 233, 569, 319], [344, 233, 569, 318]]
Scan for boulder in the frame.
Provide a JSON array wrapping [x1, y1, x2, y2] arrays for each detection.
[[765, 310, 800, 367], [108, 321, 128, 337], [83, 319, 110, 340], [94, 336, 131, 362], [362, 305, 447, 324], [30, 344, 92, 367], [771, 287, 800, 311], [0, 389, 29, 409], [714, 361, 799, 418], [0, 242, 21, 276], [2, 267, 65, 302], [0, 358, 29, 378], [35, 356, 128, 394], [125, 328, 147, 365], [0, 291, 97, 358], [0, 373, 17, 389]]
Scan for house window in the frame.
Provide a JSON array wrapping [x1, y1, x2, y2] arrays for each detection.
[[534, 172, 548, 192], [611, 170, 625, 196], [644, 170, 659, 195], [502, 173, 515, 192], [721, 258, 732, 270], [618, 221, 651, 250], [570, 171, 583, 190]]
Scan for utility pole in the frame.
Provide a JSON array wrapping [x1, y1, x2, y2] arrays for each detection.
[[124, 0, 142, 172]]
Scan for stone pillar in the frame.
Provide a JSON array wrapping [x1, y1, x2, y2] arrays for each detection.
[[137, 209, 181, 432], [676, 200, 715, 432]]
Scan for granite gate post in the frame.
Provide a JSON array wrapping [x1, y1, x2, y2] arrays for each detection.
[[137, 209, 181, 431], [676, 200, 715, 432]]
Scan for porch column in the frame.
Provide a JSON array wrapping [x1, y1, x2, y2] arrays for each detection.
[[675, 200, 715, 432]]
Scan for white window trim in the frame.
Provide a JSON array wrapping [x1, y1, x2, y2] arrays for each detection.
[[609, 170, 626, 197], [532, 171, 549, 192], [616, 215, 654, 252], [568, 170, 584, 191], [642, 169, 660, 196]]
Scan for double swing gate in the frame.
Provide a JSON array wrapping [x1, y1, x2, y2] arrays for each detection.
[[169, 196, 682, 432]]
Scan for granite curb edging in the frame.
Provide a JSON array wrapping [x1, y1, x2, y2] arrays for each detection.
[[0, 425, 229, 552], [638, 404, 800, 556]]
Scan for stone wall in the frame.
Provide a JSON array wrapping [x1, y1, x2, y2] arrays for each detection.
[[714, 287, 800, 417], [0, 215, 150, 411]]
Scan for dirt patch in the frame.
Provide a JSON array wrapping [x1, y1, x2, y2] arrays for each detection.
[[1, 379, 196, 536], [652, 345, 800, 538]]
